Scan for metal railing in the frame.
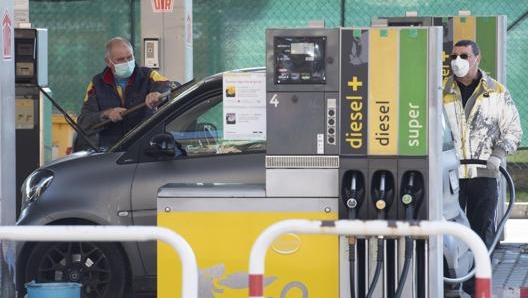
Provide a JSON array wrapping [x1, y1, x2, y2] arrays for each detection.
[[7, 225, 198, 298], [248, 219, 492, 298]]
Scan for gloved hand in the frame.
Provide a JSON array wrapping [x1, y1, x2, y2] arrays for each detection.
[[486, 155, 502, 172]]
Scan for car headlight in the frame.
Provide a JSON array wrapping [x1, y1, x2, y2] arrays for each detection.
[[21, 169, 54, 204]]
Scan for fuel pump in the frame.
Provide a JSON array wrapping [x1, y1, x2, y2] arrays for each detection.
[[14, 28, 51, 217], [264, 25, 444, 298], [156, 20, 509, 298], [339, 25, 444, 298]]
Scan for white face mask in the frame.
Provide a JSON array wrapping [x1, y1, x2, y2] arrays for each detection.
[[450, 56, 470, 77], [112, 59, 135, 79]]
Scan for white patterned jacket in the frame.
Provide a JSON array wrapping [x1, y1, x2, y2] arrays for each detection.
[[443, 70, 523, 178]]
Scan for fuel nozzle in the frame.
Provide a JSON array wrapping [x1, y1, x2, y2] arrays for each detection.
[[342, 171, 365, 220], [400, 171, 424, 220], [371, 170, 395, 219]]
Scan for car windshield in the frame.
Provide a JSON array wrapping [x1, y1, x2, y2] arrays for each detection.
[[107, 79, 204, 153], [109, 68, 266, 154], [164, 95, 266, 157]]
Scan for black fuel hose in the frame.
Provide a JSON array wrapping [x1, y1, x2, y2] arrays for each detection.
[[395, 172, 423, 297], [443, 159, 515, 284], [347, 217, 357, 298], [365, 172, 391, 297], [394, 206, 415, 298], [347, 237, 357, 298], [394, 236, 413, 298], [365, 237, 384, 298]]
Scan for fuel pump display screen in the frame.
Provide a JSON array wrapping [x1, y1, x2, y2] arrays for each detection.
[[273, 36, 326, 84], [15, 37, 36, 81]]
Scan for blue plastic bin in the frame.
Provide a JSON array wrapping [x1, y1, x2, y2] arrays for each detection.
[[25, 281, 82, 298]]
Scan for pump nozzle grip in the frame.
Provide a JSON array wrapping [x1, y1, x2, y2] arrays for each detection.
[[341, 171, 365, 220], [400, 171, 424, 220], [370, 170, 395, 219]]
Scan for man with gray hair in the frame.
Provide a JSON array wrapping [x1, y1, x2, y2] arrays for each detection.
[[75, 36, 171, 151]]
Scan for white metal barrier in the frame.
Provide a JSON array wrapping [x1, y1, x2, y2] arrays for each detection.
[[6, 225, 198, 298], [249, 219, 492, 298]]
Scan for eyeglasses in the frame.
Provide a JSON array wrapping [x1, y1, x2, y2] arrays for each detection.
[[450, 53, 470, 60]]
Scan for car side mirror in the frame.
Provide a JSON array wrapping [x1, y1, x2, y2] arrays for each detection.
[[145, 133, 176, 157]]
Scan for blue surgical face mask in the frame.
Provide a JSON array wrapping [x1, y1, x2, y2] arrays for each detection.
[[112, 59, 135, 79]]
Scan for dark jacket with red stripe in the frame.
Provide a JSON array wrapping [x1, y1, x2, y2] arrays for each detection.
[[76, 65, 171, 150]]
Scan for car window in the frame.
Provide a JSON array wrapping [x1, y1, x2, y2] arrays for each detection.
[[165, 95, 266, 157]]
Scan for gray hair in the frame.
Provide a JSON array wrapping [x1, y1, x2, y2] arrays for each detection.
[[105, 37, 133, 59]]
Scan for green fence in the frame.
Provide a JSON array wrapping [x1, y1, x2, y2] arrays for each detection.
[[29, 0, 528, 152]]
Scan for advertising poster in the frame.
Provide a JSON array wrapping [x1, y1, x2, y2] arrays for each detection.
[[222, 72, 266, 140]]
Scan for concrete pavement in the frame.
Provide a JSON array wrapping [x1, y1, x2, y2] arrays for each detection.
[[491, 219, 528, 298]]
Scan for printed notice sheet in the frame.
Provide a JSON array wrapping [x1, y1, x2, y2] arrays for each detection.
[[222, 72, 266, 140]]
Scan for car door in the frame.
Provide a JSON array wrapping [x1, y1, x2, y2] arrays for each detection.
[[130, 92, 266, 275]]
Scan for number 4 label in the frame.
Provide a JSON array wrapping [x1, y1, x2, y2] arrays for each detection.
[[269, 94, 279, 107]]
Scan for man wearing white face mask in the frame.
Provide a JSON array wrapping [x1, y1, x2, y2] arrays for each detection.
[[443, 39, 522, 296], [75, 36, 172, 151]]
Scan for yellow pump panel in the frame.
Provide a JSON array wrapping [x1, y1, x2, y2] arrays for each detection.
[[158, 205, 338, 298], [51, 114, 76, 158]]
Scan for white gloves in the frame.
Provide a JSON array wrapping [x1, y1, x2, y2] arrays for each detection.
[[486, 155, 502, 172]]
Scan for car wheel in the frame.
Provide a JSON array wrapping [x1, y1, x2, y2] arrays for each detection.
[[24, 242, 127, 298]]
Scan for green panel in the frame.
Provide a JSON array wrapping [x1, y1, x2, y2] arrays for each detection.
[[399, 28, 428, 156], [193, 0, 341, 80], [476, 17, 497, 78], [29, 0, 137, 115]]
